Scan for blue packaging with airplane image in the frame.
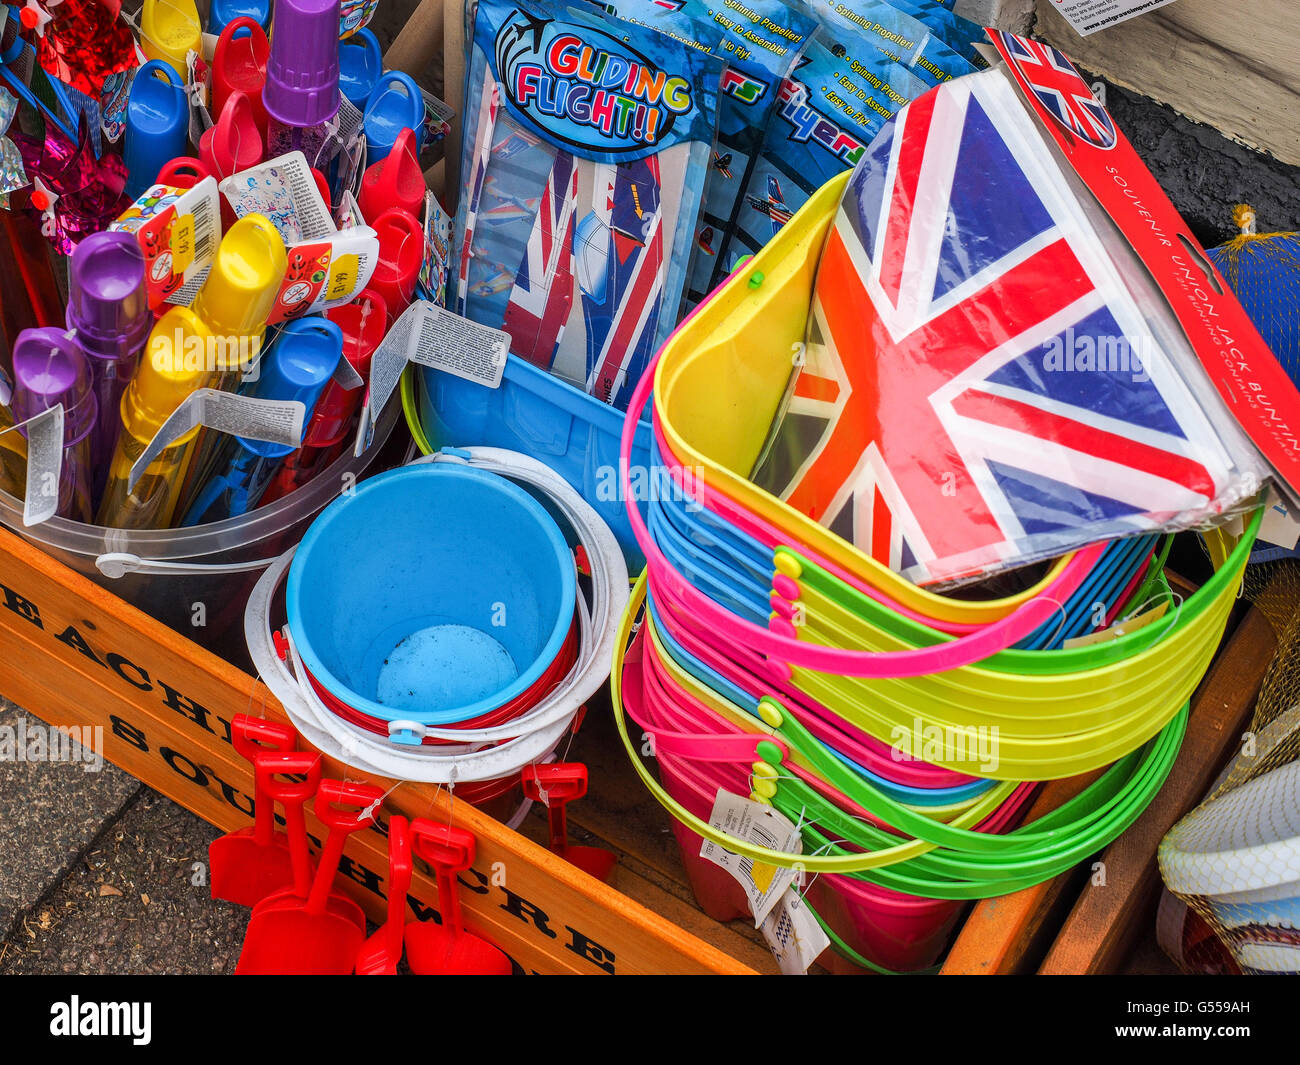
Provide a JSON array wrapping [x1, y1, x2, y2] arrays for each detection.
[[729, 36, 926, 271], [593, 0, 818, 307], [809, 0, 976, 87], [455, 0, 721, 410]]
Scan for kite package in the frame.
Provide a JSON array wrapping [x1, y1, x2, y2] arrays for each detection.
[[455, 0, 720, 410], [596, 0, 819, 306], [809, 0, 979, 88]]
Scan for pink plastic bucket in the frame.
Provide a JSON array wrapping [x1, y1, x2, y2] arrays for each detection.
[[623, 624, 1038, 971]]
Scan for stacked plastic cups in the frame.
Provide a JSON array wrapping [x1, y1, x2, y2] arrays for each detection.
[[246, 449, 629, 819], [610, 173, 1261, 973]]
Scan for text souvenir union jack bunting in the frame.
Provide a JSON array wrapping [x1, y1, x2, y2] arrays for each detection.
[[753, 65, 1265, 587]]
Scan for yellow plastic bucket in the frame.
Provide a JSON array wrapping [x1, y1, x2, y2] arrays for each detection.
[[652, 171, 1079, 626]]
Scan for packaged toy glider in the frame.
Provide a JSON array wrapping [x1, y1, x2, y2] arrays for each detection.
[[455, 0, 721, 410], [733, 37, 926, 262], [809, 0, 976, 88], [594, 0, 818, 304], [754, 43, 1282, 587], [886, 0, 988, 69]]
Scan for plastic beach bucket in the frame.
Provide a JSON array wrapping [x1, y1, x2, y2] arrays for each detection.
[[286, 462, 577, 732], [0, 399, 403, 665], [415, 355, 652, 568]]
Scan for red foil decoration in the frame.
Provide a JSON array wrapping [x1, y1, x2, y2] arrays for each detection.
[[3, 0, 139, 98]]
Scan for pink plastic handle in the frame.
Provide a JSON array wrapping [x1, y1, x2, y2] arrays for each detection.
[[654, 416, 982, 636], [642, 585, 977, 789], [627, 628, 1039, 844], [619, 351, 1104, 678]]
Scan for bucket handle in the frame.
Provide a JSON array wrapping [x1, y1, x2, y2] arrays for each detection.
[[95, 552, 279, 578]]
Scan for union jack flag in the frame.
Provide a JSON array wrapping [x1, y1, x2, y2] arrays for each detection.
[[1000, 33, 1115, 150], [755, 71, 1235, 585], [504, 149, 578, 370], [581, 155, 665, 409]]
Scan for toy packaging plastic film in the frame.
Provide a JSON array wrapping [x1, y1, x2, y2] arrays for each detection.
[[808, 0, 978, 88], [597, 0, 819, 307], [454, 0, 721, 410], [733, 35, 926, 282], [752, 49, 1270, 587]]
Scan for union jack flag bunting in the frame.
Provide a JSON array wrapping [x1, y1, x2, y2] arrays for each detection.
[[1000, 35, 1116, 149], [504, 149, 579, 369], [754, 69, 1253, 585]]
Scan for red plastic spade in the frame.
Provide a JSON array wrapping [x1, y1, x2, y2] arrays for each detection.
[[235, 778, 377, 975], [403, 820, 512, 975], [355, 815, 412, 975], [209, 715, 299, 906], [521, 763, 617, 882], [358, 126, 425, 222]]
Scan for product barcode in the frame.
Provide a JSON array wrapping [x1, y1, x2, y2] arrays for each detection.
[[192, 214, 215, 261], [750, 823, 778, 850]]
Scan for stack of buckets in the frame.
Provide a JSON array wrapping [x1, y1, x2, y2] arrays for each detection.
[[248, 451, 629, 811], [285, 461, 578, 815], [611, 172, 1262, 973]]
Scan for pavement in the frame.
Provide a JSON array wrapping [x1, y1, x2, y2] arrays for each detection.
[[1, 6, 1294, 977]]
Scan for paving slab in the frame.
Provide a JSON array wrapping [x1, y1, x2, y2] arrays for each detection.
[[0, 788, 250, 975], [0, 700, 141, 943]]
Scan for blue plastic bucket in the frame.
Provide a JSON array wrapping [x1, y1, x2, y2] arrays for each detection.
[[286, 464, 576, 727], [419, 357, 651, 569]]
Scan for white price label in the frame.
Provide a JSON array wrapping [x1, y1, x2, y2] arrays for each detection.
[[760, 887, 830, 975], [1048, 0, 1180, 37], [219, 151, 336, 245], [353, 301, 509, 456], [700, 792, 802, 927], [6, 405, 66, 527], [128, 389, 306, 493]]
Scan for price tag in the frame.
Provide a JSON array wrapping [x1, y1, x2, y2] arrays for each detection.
[[700, 792, 802, 927], [0, 405, 65, 526], [760, 887, 830, 975], [1048, 0, 1180, 37], [128, 390, 306, 493], [354, 301, 509, 456]]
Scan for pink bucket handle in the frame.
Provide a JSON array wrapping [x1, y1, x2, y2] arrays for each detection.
[[619, 353, 1104, 679], [653, 419, 980, 636], [624, 689, 787, 763]]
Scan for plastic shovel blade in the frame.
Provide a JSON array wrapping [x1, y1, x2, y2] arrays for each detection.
[[235, 779, 380, 975], [209, 830, 296, 908], [403, 923, 514, 976], [403, 819, 512, 976], [210, 717, 299, 907], [557, 844, 618, 882]]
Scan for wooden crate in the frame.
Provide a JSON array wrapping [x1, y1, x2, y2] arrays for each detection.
[[0, 0, 1281, 975], [0, 517, 1276, 974], [0, 525, 790, 974]]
